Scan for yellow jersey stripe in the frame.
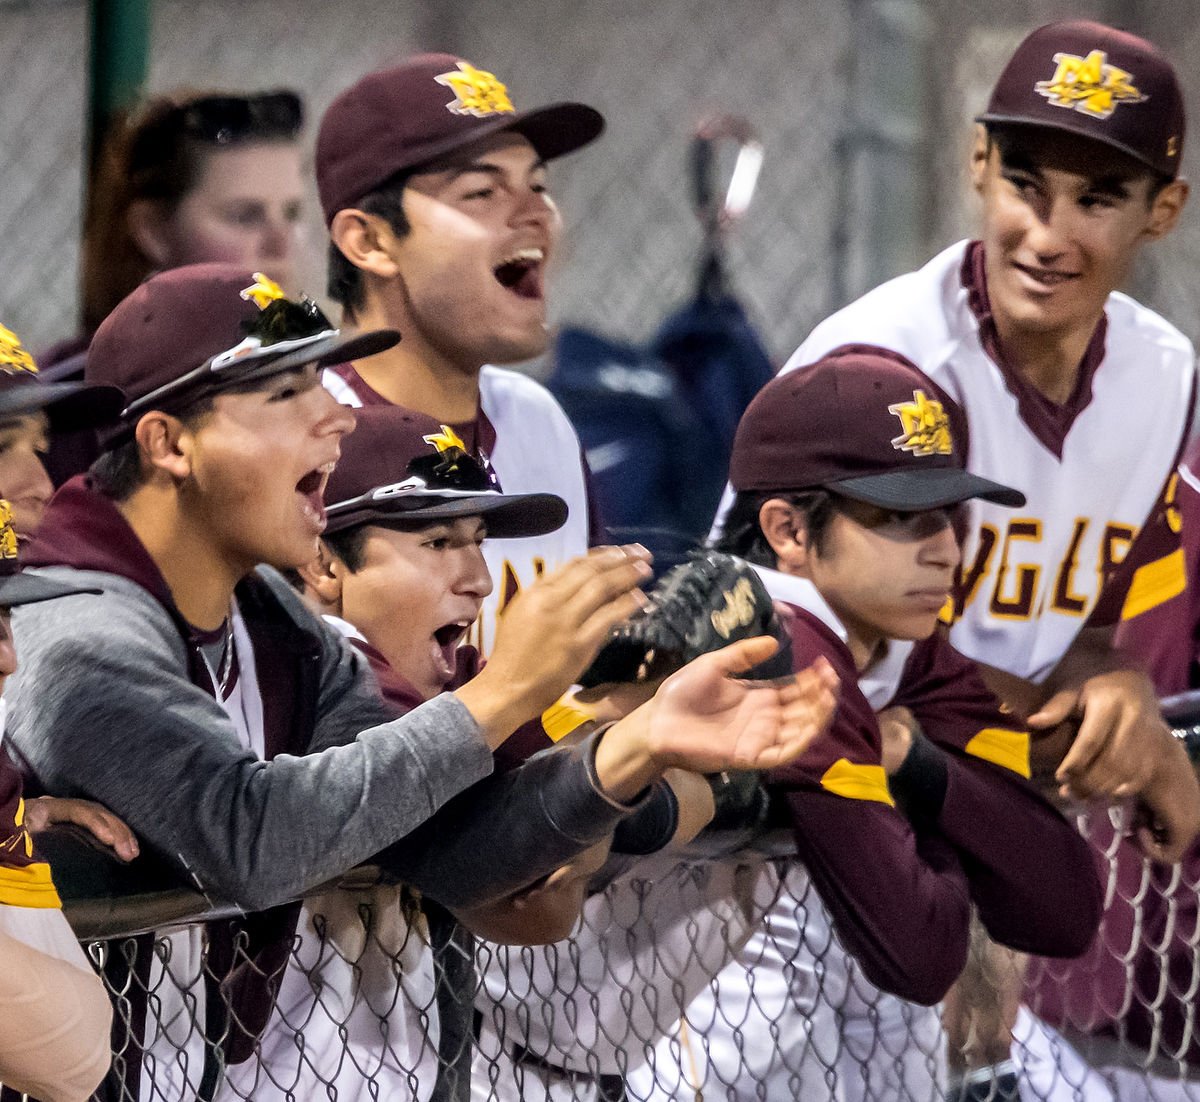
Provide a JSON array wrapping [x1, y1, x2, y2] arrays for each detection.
[[819, 758, 894, 806], [964, 727, 1031, 778], [1120, 548, 1186, 622], [0, 861, 62, 909]]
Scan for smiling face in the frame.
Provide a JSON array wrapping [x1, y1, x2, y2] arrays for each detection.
[[178, 366, 355, 574], [381, 131, 561, 373], [970, 125, 1186, 348], [335, 516, 493, 700], [0, 413, 52, 537], [152, 141, 306, 290]]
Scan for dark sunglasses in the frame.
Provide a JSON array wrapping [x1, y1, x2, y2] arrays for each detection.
[[243, 295, 334, 345], [172, 91, 304, 146], [407, 445, 500, 493]]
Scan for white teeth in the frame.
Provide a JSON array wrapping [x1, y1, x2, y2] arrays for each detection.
[[503, 247, 544, 265]]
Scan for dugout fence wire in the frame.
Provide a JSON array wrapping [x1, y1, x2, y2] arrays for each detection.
[[6, 812, 1198, 1102]]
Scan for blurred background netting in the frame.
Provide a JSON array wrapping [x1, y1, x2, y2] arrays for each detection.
[[4, 0, 1200, 366]]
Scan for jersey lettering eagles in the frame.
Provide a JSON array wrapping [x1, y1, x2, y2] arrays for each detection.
[[324, 364, 593, 656], [785, 240, 1196, 682]]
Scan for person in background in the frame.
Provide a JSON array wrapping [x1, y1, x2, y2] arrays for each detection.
[[41, 88, 307, 484]]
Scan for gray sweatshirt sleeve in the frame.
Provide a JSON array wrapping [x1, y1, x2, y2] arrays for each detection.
[[6, 578, 495, 912]]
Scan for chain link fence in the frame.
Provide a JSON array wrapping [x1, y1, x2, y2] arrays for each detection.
[[10, 813, 1194, 1101], [5, 0, 1200, 364]]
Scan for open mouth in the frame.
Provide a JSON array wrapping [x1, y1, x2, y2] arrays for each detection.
[[295, 461, 335, 530], [430, 621, 472, 682], [493, 247, 545, 300]]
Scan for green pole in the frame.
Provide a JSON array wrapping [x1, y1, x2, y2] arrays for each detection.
[[86, 0, 151, 174]]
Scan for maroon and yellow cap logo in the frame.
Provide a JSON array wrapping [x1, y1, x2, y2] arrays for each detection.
[[1034, 49, 1146, 120], [435, 61, 516, 118], [0, 324, 38, 377], [888, 389, 952, 457]]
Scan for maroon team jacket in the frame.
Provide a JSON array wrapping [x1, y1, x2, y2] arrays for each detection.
[[765, 590, 1104, 1005]]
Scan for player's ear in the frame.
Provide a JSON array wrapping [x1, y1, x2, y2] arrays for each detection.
[[759, 498, 810, 573], [330, 208, 401, 281], [298, 540, 344, 608], [134, 411, 193, 484], [1143, 177, 1189, 241], [969, 124, 991, 194]]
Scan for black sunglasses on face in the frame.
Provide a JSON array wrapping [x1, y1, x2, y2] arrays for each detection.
[[173, 91, 304, 146]]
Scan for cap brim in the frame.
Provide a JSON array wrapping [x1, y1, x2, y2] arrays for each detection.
[[222, 326, 401, 386], [975, 114, 1171, 177], [829, 468, 1026, 510], [0, 572, 102, 608], [0, 381, 126, 432], [327, 489, 569, 539]]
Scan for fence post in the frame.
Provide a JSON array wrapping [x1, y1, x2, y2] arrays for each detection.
[[87, 0, 150, 173], [830, 0, 932, 311]]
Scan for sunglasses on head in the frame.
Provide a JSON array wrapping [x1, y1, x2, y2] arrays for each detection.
[[169, 91, 304, 146], [407, 445, 499, 493]]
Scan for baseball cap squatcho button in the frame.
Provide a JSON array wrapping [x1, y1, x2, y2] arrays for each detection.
[[324, 406, 568, 539], [87, 264, 399, 427], [730, 348, 1025, 511], [316, 53, 605, 223], [978, 19, 1185, 178]]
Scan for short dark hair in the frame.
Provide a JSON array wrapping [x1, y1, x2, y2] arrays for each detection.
[[327, 169, 415, 319], [712, 489, 838, 567], [89, 396, 216, 502], [323, 517, 452, 574]]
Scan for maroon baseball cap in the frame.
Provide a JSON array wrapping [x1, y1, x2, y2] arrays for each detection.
[[324, 405, 567, 538], [730, 347, 1025, 511], [978, 20, 1185, 178], [86, 264, 399, 436], [316, 53, 604, 224], [0, 323, 123, 431]]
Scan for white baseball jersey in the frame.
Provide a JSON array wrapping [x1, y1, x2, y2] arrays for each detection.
[[324, 364, 594, 656], [785, 239, 1196, 682]]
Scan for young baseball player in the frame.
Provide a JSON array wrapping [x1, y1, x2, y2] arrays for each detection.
[[705, 19, 1199, 1099], [315, 52, 605, 654], [3, 263, 838, 1099], [487, 350, 1103, 1102], [0, 323, 122, 537]]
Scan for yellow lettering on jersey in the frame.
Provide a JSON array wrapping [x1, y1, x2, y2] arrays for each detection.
[[819, 759, 894, 806], [1120, 547, 1186, 622], [469, 556, 548, 657], [964, 728, 1031, 779], [0, 861, 62, 908], [1099, 523, 1135, 583], [1165, 472, 1182, 535], [1050, 517, 1089, 616], [989, 519, 1042, 621], [955, 523, 999, 616]]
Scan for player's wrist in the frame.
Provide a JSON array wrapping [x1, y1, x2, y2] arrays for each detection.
[[453, 667, 542, 750], [592, 701, 663, 802]]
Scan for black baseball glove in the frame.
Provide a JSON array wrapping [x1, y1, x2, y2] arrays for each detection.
[[578, 550, 793, 687]]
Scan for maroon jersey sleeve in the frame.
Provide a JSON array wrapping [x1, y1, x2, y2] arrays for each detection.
[[1116, 447, 1200, 696], [1090, 464, 1189, 632], [0, 747, 61, 908], [888, 633, 1103, 957], [767, 608, 974, 1004]]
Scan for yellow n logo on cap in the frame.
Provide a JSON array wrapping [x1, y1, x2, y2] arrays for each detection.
[[1035, 49, 1146, 119], [436, 61, 515, 118], [888, 389, 953, 457]]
